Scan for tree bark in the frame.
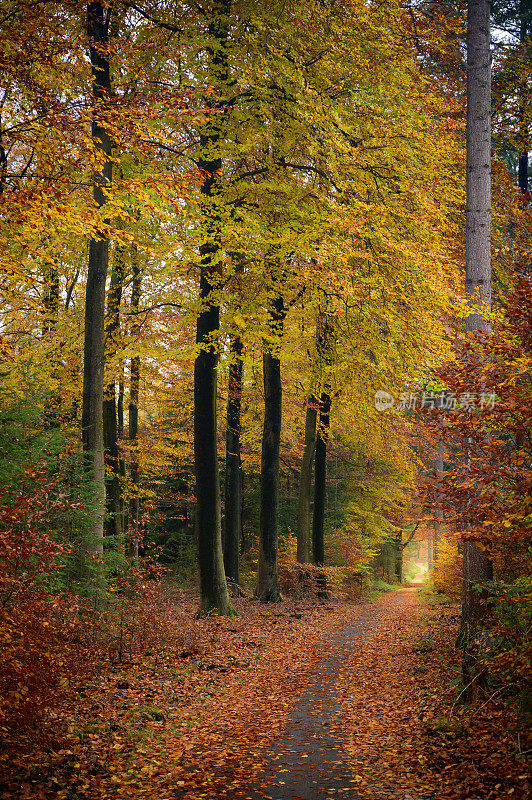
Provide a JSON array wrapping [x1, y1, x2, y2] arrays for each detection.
[[256, 286, 286, 602], [224, 333, 243, 589], [310, 309, 334, 593], [81, 0, 113, 556], [42, 258, 59, 338], [434, 441, 444, 561], [312, 390, 331, 595], [460, 0, 494, 678], [103, 242, 125, 541], [296, 395, 317, 563], [128, 244, 141, 560], [395, 530, 403, 584], [194, 0, 233, 615], [518, 2, 529, 198], [42, 255, 61, 426]]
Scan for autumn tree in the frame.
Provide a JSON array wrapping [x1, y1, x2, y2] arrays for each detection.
[[458, 0, 494, 673], [193, 0, 234, 615]]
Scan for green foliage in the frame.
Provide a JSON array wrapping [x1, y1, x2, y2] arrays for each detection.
[[481, 578, 532, 724]]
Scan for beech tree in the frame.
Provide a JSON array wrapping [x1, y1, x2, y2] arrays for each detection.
[[193, 0, 234, 615], [81, 0, 113, 556], [296, 396, 317, 564], [459, 0, 494, 674]]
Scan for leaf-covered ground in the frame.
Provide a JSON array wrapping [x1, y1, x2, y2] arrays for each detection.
[[1, 589, 529, 799]]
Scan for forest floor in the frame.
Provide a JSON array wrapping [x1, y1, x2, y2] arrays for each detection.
[[2, 587, 530, 800]]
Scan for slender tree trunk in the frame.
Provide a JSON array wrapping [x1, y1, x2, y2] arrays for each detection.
[[194, 0, 233, 615], [518, 4, 529, 198], [42, 256, 61, 426], [395, 530, 403, 583], [427, 533, 434, 572], [117, 365, 126, 523], [256, 350, 283, 600], [42, 258, 59, 337], [256, 284, 286, 602], [128, 244, 141, 560], [434, 441, 444, 560], [224, 333, 243, 589], [296, 395, 317, 563], [312, 390, 331, 596], [103, 242, 125, 541], [460, 0, 494, 682], [516, 8, 529, 445], [81, 0, 112, 556], [311, 309, 334, 593]]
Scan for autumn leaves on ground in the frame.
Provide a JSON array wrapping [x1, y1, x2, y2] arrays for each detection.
[[2, 587, 528, 800]]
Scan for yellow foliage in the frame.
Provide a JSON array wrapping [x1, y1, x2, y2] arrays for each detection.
[[431, 536, 462, 600]]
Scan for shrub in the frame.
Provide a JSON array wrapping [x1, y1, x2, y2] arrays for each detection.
[[0, 465, 84, 730], [482, 579, 532, 724]]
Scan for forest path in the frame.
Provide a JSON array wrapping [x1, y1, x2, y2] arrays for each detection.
[[243, 589, 411, 800]]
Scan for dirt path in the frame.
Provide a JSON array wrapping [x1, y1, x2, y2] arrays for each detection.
[[245, 592, 408, 800]]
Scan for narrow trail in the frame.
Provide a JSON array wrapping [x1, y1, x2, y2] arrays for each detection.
[[245, 591, 411, 800]]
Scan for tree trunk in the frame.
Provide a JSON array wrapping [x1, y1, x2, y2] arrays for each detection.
[[296, 395, 317, 563], [518, 3, 529, 198], [256, 279, 286, 602], [117, 366, 126, 522], [194, 0, 233, 615], [128, 244, 141, 560], [460, 0, 494, 681], [427, 533, 434, 572], [311, 309, 334, 594], [312, 390, 331, 598], [395, 530, 403, 583], [103, 242, 125, 541], [42, 258, 59, 337], [434, 441, 444, 561], [81, 0, 112, 557], [224, 333, 243, 589], [256, 340, 284, 602], [42, 256, 61, 427]]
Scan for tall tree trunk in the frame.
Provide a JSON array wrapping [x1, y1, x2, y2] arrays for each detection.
[[312, 389, 331, 595], [117, 365, 126, 522], [256, 286, 286, 602], [311, 309, 334, 592], [516, 8, 529, 448], [128, 244, 141, 560], [460, 0, 494, 680], [103, 242, 125, 541], [194, 0, 233, 615], [518, 2, 529, 198], [434, 441, 444, 561], [224, 333, 243, 589], [81, 0, 112, 556], [42, 255, 61, 426], [296, 395, 317, 563]]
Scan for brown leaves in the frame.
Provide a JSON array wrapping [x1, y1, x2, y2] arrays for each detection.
[[2, 589, 528, 800]]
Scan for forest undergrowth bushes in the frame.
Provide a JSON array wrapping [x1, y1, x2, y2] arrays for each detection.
[[277, 526, 376, 600], [427, 539, 532, 726], [0, 420, 194, 739]]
